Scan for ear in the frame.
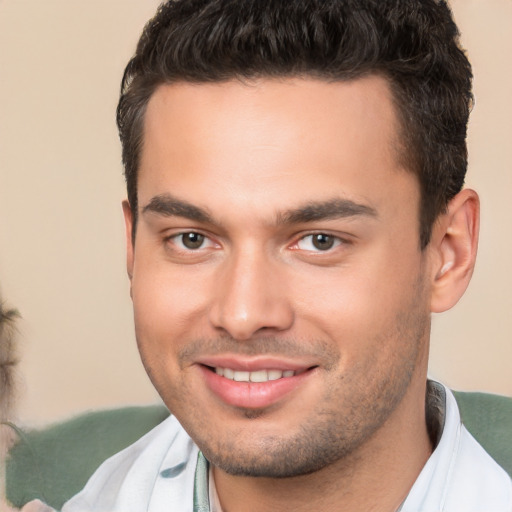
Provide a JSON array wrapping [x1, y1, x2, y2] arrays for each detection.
[[429, 189, 479, 313], [122, 200, 135, 284]]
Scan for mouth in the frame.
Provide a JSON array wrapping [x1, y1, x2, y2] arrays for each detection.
[[199, 361, 317, 409], [212, 366, 308, 382]]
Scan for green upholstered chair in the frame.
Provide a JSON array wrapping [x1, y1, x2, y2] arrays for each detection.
[[5, 405, 170, 510], [4, 391, 512, 510]]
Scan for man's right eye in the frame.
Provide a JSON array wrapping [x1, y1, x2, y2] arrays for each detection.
[[179, 232, 205, 249], [166, 232, 217, 251], [172, 232, 204, 250]]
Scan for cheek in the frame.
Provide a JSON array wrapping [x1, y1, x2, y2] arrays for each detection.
[[132, 256, 211, 339], [130, 274, 188, 384], [131, 272, 195, 405], [292, 244, 426, 353]]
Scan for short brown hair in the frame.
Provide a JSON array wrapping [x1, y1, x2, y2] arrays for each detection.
[[117, 0, 472, 248]]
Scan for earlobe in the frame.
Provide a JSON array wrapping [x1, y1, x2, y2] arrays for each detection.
[[122, 200, 135, 282], [430, 189, 479, 313]]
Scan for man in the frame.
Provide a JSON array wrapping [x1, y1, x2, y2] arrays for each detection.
[[57, 0, 511, 510]]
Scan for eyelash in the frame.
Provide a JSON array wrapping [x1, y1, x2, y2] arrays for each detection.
[[164, 231, 349, 255], [291, 233, 349, 252], [165, 232, 217, 251]]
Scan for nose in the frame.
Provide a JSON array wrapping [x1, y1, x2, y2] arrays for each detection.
[[209, 248, 294, 340]]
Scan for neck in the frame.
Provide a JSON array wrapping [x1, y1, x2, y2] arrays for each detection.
[[212, 376, 432, 512]]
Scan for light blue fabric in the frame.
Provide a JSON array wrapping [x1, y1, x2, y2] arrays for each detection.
[[58, 383, 512, 512], [193, 452, 210, 512]]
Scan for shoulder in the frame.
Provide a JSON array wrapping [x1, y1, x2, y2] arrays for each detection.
[[62, 414, 199, 512], [403, 385, 512, 511], [5, 404, 170, 509], [442, 387, 512, 510]]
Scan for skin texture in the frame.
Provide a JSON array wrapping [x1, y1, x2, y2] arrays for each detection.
[[123, 76, 479, 511]]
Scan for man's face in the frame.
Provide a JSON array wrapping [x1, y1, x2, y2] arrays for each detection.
[[126, 76, 433, 477]]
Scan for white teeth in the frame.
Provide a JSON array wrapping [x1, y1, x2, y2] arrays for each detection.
[[233, 371, 250, 382], [249, 370, 268, 382], [268, 370, 283, 381], [224, 368, 235, 379], [214, 367, 296, 382]]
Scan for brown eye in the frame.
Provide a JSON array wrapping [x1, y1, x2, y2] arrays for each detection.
[[181, 232, 205, 249], [295, 233, 342, 252], [311, 234, 335, 251]]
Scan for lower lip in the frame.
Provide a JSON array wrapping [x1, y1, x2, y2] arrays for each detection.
[[199, 366, 314, 409]]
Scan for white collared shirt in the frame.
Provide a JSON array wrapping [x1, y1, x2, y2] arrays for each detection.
[[61, 382, 512, 512], [400, 384, 511, 511]]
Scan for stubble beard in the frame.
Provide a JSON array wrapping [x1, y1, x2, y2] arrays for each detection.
[[179, 308, 429, 479], [139, 271, 431, 479]]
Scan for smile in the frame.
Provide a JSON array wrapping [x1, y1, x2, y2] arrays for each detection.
[[214, 367, 298, 382], [200, 363, 316, 409]]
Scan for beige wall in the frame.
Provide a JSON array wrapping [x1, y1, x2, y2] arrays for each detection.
[[0, 0, 510, 427]]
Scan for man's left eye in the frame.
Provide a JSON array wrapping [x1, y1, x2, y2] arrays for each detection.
[[295, 233, 342, 251]]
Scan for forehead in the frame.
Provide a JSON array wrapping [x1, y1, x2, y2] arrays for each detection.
[[139, 76, 416, 221]]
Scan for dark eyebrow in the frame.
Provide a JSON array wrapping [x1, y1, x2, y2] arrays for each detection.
[[142, 194, 213, 223], [279, 198, 378, 224], [142, 194, 377, 226]]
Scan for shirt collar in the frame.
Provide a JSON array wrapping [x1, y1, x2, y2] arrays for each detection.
[[196, 381, 510, 512]]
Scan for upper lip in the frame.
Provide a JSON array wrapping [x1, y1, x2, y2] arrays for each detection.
[[197, 355, 316, 372]]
